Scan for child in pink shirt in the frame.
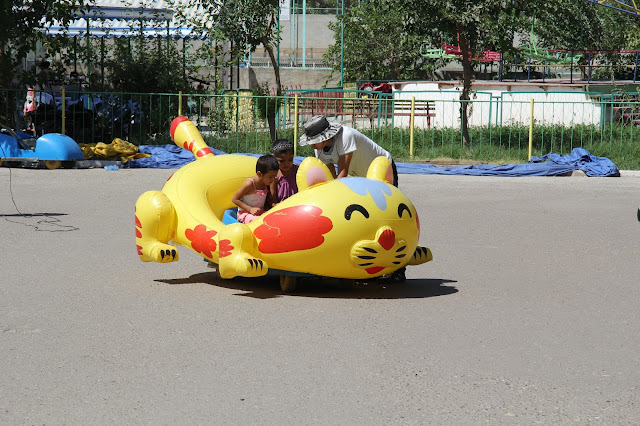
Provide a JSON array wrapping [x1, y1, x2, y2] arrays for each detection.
[[232, 155, 279, 223]]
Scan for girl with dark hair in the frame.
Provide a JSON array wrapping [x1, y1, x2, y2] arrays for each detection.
[[270, 139, 299, 206]]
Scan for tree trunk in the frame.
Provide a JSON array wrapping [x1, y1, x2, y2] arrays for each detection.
[[457, 26, 473, 149], [0, 48, 18, 128], [262, 40, 282, 96], [262, 38, 281, 141]]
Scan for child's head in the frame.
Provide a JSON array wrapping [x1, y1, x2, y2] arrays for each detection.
[[256, 154, 279, 185], [272, 139, 294, 174]]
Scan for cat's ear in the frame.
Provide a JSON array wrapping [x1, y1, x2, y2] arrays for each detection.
[[366, 156, 394, 184], [296, 157, 334, 191]]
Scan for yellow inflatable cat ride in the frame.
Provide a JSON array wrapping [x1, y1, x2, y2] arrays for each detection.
[[135, 116, 432, 291]]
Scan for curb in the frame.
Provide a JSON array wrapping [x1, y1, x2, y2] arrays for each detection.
[[620, 170, 640, 178], [76, 160, 122, 169]]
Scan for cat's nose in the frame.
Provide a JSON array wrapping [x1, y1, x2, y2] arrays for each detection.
[[378, 228, 395, 250]]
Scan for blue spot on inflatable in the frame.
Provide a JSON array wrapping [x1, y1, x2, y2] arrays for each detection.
[[339, 177, 392, 211]]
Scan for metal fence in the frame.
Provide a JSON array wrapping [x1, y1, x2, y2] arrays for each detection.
[[3, 86, 640, 163]]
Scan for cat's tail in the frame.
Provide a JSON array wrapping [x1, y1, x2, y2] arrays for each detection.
[[170, 116, 214, 160]]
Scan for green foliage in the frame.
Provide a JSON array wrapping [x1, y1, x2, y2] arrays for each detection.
[[0, 0, 87, 88], [183, 0, 283, 92], [106, 37, 190, 93], [206, 99, 234, 135], [252, 83, 282, 119], [325, 0, 640, 86], [325, 2, 435, 81]]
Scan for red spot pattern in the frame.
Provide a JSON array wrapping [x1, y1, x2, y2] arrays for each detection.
[[366, 266, 385, 275], [183, 140, 195, 152], [136, 245, 143, 255], [378, 229, 395, 251], [185, 224, 218, 258], [135, 210, 143, 240], [219, 240, 233, 258], [254, 206, 333, 254], [196, 147, 213, 157]]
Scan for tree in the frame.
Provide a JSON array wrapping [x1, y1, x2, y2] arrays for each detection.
[[181, 0, 283, 139], [326, 0, 525, 147], [398, 0, 527, 148], [522, 1, 637, 80], [325, 2, 436, 82], [107, 37, 191, 93], [0, 0, 88, 90], [401, 0, 635, 145]]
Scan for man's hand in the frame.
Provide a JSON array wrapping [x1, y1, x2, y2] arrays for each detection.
[[337, 152, 353, 179]]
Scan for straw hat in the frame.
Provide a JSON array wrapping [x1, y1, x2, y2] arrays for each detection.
[[298, 115, 342, 146]]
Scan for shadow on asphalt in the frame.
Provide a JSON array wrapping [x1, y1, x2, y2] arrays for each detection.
[[155, 272, 458, 300], [1, 212, 79, 232], [0, 213, 68, 217]]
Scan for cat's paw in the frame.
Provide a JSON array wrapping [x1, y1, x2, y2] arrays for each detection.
[[138, 242, 179, 263], [408, 246, 432, 265]]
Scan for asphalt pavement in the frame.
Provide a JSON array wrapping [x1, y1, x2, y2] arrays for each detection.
[[1, 167, 639, 424]]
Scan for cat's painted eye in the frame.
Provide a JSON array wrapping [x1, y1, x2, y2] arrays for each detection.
[[398, 203, 412, 218], [345, 204, 369, 220]]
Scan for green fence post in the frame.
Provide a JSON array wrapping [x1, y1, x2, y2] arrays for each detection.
[[409, 96, 415, 159], [528, 98, 534, 161], [294, 94, 299, 156]]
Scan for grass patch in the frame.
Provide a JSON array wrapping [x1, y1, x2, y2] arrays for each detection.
[[134, 123, 640, 170]]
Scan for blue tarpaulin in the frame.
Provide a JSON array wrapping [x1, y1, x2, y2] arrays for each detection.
[[397, 148, 619, 177], [124, 145, 619, 177], [125, 145, 226, 169], [531, 148, 620, 177]]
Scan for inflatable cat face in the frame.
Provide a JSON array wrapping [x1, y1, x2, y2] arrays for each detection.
[[251, 157, 427, 279]]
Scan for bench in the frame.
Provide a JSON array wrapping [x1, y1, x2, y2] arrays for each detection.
[[287, 93, 436, 129], [360, 98, 435, 128]]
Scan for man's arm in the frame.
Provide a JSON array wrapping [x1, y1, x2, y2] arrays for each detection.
[[336, 152, 353, 179], [326, 163, 338, 178]]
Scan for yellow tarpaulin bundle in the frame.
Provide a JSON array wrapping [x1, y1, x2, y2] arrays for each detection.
[[79, 138, 150, 163]]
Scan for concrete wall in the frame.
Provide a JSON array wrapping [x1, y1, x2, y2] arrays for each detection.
[[249, 13, 337, 67], [391, 81, 603, 129], [238, 66, 339, 92]]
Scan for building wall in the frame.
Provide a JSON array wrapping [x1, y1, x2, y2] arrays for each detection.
[[238, 66, 339, 92], [249, 13, 337, 67], [391, 82, 603, 129]]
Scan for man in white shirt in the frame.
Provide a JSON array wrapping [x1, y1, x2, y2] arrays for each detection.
[[298, 115, 398, 186], [298, 115, 406, 282]]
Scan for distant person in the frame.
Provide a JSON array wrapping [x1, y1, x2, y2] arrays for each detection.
[[231, 155, 279, 224], [270, 139, 298, 206], [36, 60, 52, 90], [89, 73, 101, 90], [298, 115, 398, 186]]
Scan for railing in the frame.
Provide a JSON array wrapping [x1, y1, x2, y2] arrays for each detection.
[[3, 87, 640, 169]]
